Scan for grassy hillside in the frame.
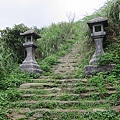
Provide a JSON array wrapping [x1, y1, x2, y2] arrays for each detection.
[[0, 0, 120, 119]]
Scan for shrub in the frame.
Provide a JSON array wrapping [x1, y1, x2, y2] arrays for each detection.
[[0, 24, 29, 63], [0, 66, 30, 90]]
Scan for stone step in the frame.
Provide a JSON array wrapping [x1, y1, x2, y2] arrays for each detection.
[[19, 83, 80, 89], [106, 86, 116, 90], [20, 83, 59, 89], [8, 104, 120, 120], [30, 78, 87, 83], [39, 76, 53, 79], [112, 105, 120, 113], [10, 100, 120, 115], [52, 66, 78, 71], [18, 86, 117, 96], [7, 108, 88, 120], [29, 79, 117, 90], [18, 86, 97, 95], [11, 100, 109, 109], [21, 83, 116, 94], [53, 69, 78, 74], [11, 108, 86, 115], [19, 83, 93, 90], [58, 58, 78, 63], [18, 88, 69, 94], [21, 93, 95, 100], [79, 91, 117, 98], [52, 63, 78, 67], [18, 88, 72, 95], [21, 91, 118, 102], [8, 113, 26, 120], [20, 99, 108, 104], [10, 107, 109, 115]]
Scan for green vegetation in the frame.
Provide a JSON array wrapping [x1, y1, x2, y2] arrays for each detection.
[[0, 24, 29, 63], [0, 0, 120, 119], [36, 22, 77, 59]]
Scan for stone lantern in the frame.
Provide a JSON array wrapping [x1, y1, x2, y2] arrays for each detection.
[[84, 17, 114, 75], [88, 17, 108, 65], [19, 29, 43, 74]]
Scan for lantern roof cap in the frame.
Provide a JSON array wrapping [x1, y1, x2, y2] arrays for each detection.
[[87, 17, 108, 28], [20, 29, 41, 39]]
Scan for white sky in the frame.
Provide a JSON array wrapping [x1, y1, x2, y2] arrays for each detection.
[[0, 0, 107, 29]]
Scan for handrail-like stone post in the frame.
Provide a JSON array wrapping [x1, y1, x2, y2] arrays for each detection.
[[19, 29, 43, 74], [84, 17, 115, 75]]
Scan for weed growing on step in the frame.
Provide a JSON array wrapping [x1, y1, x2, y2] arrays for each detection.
[[88, 72, 118, 95], [19, 89, 47, 95], [56, 112, 84, 120], [107, 94, 120, 102], [75, 81, 88, 87], [25, 110, 120, 120], [73, 86, 87, 94], [53, 74, 64, 79], [30, 73, 41, 79], [83, 110, 120, 120]]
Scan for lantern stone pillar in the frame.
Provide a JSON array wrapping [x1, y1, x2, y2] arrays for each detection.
[[19, 29, 43, 74], [84, 17, 115, 75]]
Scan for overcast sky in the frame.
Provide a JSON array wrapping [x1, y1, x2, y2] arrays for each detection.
[[0, 0, 107, 29]]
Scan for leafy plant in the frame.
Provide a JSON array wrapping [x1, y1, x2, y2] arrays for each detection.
[[0, 66, 30, 90], [37, 56, 57, 74], [0, 89, 22, 102], [0, 24, 29, 63], [83, 110, 119, 120], [74, 87, 86, 94], [30, 73, 41, 79], [98, 52, 119, 66]]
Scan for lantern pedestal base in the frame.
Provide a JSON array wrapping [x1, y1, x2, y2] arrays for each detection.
[[20, 61, 43, 74], [84, 64, 115, 75]]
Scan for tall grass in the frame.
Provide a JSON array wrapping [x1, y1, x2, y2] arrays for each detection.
[[0, 42, 17, 79], [36, 21, 78, 59]]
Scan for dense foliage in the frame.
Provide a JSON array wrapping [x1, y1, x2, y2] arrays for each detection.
[[0, 24, 29, 63]]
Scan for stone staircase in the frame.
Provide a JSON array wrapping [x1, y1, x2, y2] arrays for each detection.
[[52, 41, 81, 77], [8, 42, 120, 120]]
